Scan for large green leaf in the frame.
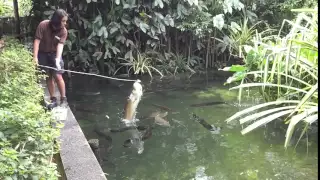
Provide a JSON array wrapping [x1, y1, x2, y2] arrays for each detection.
[[286, 83, 318, 121], [219, 65, 247, 72], [241, 109, 293, 134], [213, 14, 224, 30], [139, 22, 150, 33], [284, 106, 318, 148], [239, 106, 297, 124], [225, 100, 307, 123]]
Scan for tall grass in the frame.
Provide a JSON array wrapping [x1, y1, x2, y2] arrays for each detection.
[[222, 7, 318, 148]]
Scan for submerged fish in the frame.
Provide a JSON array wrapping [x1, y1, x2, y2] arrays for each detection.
[[192, 113, 221, 134], [190, 101, 226, 107], [123, 126, 153, 147]]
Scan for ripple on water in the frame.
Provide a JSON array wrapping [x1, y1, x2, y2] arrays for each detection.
[[177, 128, 188, 138], [186, 142, 198, 155], [264, 151, 314, 180], [172, 144, 185, 158], [191, 166, 213, 180]]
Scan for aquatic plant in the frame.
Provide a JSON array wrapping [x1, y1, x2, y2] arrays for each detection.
[[0, 37, 61, 179], [221, 7, 318, 148]]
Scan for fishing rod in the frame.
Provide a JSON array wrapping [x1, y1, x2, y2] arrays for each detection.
[[37, 64, 137, 82]]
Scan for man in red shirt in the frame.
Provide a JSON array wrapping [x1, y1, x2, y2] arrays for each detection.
[[33, 9, 68, 107]]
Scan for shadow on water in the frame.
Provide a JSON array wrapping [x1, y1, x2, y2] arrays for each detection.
[[66, 71, 318, 180]]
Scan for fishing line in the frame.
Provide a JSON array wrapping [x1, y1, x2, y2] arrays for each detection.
[[37, 65, 137, 82]]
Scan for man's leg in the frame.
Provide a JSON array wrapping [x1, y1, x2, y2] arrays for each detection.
[[47, 75, 56, 98], [54, 58, 68, 106], [38, 52, 57, 105], [54, 73, 66, 99]]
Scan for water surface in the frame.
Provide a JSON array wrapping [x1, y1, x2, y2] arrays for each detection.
[[66, 72, 318, 180]]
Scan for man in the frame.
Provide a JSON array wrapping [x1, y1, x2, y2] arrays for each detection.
[[33, 9, 69, 107]]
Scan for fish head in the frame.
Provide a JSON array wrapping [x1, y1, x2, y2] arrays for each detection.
[[132, 79, 143, 97], [154, 116, 171, 127], [149, 111, 160, 118], [159, 111, 168, 118]]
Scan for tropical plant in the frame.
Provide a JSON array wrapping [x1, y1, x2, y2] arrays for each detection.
[[215, 13, 276, 60], [221, 7, 318, 148], [114, 50, 164, 78]]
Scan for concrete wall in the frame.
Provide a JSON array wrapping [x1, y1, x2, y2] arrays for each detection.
[[42, 82, 107, 180]]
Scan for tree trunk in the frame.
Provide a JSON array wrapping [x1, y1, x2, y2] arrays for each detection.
[[212, 29, 217, 68], [175, 29, 179, 54], [168, 32, 171, 53], [187, 33, 192, 66], [205, 38, 210, 69], [13, 0, 21, 40]]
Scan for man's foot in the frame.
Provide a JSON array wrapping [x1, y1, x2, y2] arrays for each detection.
[[60, 96, 68, 107], [47, 97, 58, 110]]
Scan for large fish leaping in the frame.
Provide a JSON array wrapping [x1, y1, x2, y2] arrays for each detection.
[[122, 79, 143, 126]]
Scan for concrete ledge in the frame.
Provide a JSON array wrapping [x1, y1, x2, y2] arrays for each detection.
[[42, 82, 107, 180]]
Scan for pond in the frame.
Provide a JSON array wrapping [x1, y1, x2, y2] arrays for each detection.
[[66, 71, 318, 180]]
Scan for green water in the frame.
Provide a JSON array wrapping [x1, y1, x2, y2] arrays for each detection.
[[67, 73, 318, 180]]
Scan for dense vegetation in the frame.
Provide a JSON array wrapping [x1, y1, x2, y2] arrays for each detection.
[[222, 7, 318, 148], [28, 0, 317, 77], [0, 38, 61, 179]]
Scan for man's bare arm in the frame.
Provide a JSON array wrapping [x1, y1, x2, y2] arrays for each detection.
[[56, 29, 67, 60], [33, 39, 40, 64], [56, 43, 64, 60]]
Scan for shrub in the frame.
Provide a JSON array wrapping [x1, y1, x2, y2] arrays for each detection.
[[0, 37, 61, 179]]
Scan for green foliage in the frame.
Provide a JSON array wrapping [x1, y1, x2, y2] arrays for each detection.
[[0, 0, 32, 17], [30, 0, 245, 77], [241, 0, 317, 28], [0, 1, 11, 16], [28, 0, 317, 78], [222, 7, 318, 148], [0, 37, 61, 179]]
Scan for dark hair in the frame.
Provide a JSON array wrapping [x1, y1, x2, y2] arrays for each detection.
[[49, 9, 68, 31]]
